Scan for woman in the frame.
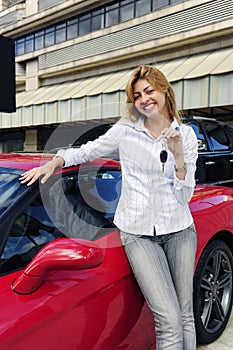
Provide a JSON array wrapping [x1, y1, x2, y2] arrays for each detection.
[[20, 65, 198, 349]]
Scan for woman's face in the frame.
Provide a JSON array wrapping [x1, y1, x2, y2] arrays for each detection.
[[133, 79, 169, 120]]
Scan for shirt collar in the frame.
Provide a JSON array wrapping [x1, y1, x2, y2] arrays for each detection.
[[119, 117, 145, 131], [121, 117, 180, 133], [133, 117, 146, 131], [170, 118, 180, 131]]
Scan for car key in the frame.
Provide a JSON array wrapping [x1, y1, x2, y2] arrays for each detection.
[[160, 149, 168, 172], [160, 141, 168, 172]]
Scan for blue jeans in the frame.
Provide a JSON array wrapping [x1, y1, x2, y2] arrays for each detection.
[[120, 224, 197, 350]]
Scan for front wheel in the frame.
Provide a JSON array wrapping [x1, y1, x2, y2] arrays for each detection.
[[193, 240, 233, 344]]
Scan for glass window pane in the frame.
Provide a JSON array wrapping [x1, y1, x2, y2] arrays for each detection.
[[35, 30, 44, 36], [92, 13, 104, 31], [120, 2, 134, 22], [92, 8, 104, 16], [48, 172, 120, 230], [45, 27, 55, 46], [79, 16, 91, 36], [225, 125, 233, 145], [55, 23, 66, 43], [105, 3, 119, 27], [35, 36, 44, 50], [121, 0, 134, 4], [0, 190, 62, 275], [189, 122, 208, 152], [153, 0, 168, 10], [205, 123, 229, 151], [106, 3, 119, 11], [25, 35, 34, 53], [35, 30, 44, 50], [0, 169, 27, 216], [67, 19, 78, 39], [15, 39, 25, 56], [105, 9, 119, 26], [135, 0, 151, 16]]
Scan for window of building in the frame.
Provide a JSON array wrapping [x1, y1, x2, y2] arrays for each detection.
[[45, 27, 55, 47], [67, 18, 78, 40], [135, 0, 151, 17], [55, 23, 66, 44], [35, 30, 45, 50], [1, 140, 24, 153], [105, 3, 119, 27], [120, 0, 135, 22], [15, 38, 25, 56], [15, 0, 183, 56], [91, 8, 104, 31], [25, 35, 34, 53], [153, 0, 169, 10], [8, 0, 24, 6], [79, 13, 91, 36]]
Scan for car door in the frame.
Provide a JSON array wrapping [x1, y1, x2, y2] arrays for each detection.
[[0, 169, 155, 350], [224, 123, 233, 181], [204, 121, 232, 184], [188, 120, 214, 183]]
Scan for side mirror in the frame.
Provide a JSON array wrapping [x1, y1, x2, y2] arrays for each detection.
[[12, 238, 103, 295], [197, 139, 207, 151]]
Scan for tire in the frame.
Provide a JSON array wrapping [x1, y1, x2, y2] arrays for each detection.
[[193, 240, 233, 345]]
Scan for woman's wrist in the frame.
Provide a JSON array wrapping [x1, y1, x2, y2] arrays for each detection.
[[52, 156, 65, 168], [174, 154, 186, 179], [174, 154, 185, 168], [174, 163, 187, 173]]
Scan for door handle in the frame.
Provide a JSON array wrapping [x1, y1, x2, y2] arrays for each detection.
[[205, 161, 215, 165]]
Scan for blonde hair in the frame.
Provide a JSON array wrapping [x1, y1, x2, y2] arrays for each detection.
[[124, 65, 182, 123]]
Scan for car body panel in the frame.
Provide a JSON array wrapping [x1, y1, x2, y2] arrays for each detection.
[[0, 231, 155, 350], [190, 184, 233, 265], [0, 153, 233, 349]]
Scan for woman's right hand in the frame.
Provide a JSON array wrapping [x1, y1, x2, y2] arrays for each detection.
[[19, 157, 64, 186]]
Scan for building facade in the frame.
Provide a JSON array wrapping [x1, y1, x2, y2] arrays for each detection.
[[0, 0, 233, 151]]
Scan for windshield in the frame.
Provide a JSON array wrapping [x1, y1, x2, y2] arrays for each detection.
[[0, 168, 27, 216]]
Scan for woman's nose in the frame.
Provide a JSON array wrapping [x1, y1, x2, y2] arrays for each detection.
[[140, 93, 149, 104]]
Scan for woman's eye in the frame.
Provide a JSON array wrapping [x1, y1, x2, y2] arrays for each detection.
[[134, 95, 140, 100]]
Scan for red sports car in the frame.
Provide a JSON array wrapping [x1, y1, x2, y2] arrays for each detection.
[[0, 153, 232, 349]]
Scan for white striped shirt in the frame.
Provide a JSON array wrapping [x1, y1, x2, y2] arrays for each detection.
[[56, 117, 198, 236]]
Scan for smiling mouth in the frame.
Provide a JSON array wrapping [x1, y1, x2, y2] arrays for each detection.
[[143, 103, 156, 111]]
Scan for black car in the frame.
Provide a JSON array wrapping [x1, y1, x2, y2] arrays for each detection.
[[183, 116, 233, 184]]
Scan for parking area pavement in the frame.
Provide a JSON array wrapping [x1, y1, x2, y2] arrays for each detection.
[[197, 309, 233, 350]]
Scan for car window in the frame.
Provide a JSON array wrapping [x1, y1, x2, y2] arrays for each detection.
[[205, 123, 229, 151], [0, 193, 64, 274], [224, 125, 233, 145], [0, 168, 121, 275], [188, 122, 208, 152], [0, 168, 27, 216]]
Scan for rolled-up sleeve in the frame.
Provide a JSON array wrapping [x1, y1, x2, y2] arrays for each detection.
[[174, 126, 198, 203], [55, 123, 121, 167]]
